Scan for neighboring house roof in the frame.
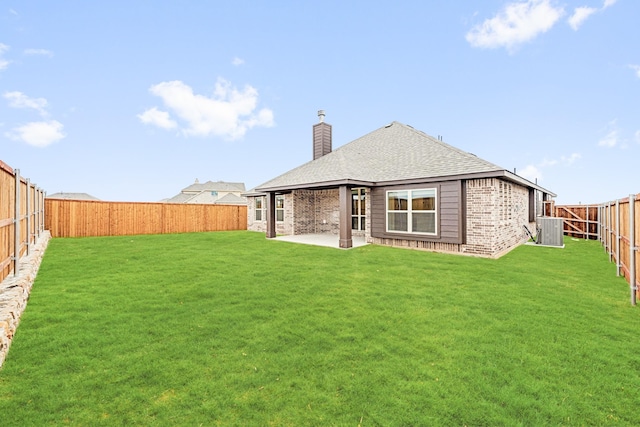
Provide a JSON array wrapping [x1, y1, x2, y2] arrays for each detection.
[[163, 193, 193, 203], [256, 121, 555, 196], [214, 193, 248, 205], [182, 180, 246, 193], [47, 192, 100, 200], [164, 179, 248, 204]]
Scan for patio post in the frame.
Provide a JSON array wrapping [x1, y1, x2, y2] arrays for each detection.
[[339, 185, 352, 248], [266, 192, 276, 238]]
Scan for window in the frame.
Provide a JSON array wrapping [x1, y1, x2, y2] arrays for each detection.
[[276, 195, 284, 222], [352, 188, 366, 231], [255, 197, 264, 221], [387, 189, 437, 234]]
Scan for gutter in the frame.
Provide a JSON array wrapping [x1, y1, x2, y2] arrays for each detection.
[[254, 170, 555, 198]]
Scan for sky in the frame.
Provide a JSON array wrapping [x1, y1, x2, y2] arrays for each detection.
[[1, 0, 638, 205]]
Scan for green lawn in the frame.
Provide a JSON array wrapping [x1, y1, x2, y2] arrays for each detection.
[[0, 231, 638, 426]]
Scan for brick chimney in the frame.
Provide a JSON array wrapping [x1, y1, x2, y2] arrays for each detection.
[[312, 110, 332, 160]]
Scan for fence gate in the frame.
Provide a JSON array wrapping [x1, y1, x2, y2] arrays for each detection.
[[550, 204, 600, 240]]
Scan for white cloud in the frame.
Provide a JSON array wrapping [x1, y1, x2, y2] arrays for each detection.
[[466, 0, 564, 51], [635, 130, 640, 144], [629, 65, 640, 79], [522, 152, 581, 182], [4, 91, 49, 116], [5, 120, 65, 147], [232, 57, 245, 66], [568, 6, 597, 30], [568, 0, 618, 30], [561, 152, 581, 165], [598, 129, 618, 148], [137, 107, 177, 130], [142, 78, 275, 140], [0, 43, 10, 70], [540, 158, 558, 167], [597, 120, 621, 148], [24, 48, 54, 57], [519, 164, 542, 182]]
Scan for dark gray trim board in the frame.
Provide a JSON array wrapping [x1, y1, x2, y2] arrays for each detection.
[[256, 170, 555, 198]]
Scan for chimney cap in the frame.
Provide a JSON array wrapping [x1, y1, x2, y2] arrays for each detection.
[[317, 110, 325, 122]]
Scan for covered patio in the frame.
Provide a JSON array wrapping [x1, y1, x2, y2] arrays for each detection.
[[273, 233, 368, 249]]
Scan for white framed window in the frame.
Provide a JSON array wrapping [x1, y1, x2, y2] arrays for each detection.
[[255, 197, 264, 221], [386, 188, 437, 235], [351, 188, 366, 231], [276, 195, 284, 222]]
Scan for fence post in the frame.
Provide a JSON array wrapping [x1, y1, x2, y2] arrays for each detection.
[[615, 199, 620, 276], [604, 202, 609, 254], [41, 190, 46, 234], [630, 194, 636, 306], [606, 202, 611, 259], [609, 202, 614, 261], [604, 203, 608, 252], [35, 187, 40, 238], [13, 169, 20, 276], [586, 205, 589, 240], [600, 204, 603, 246], [599, 204, 603, 246], [26, 179, 31, 256]]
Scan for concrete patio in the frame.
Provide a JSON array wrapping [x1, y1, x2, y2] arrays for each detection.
[[274, 234, 368, 249]]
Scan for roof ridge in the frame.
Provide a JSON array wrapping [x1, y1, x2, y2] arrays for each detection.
[[255, 120, 521, 192]]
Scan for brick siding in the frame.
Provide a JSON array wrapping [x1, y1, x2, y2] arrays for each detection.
[[246, 193, 293, 235], [463, 178, 533, 257], [247, 180, 534, 258], [293, 189, 339, 235]]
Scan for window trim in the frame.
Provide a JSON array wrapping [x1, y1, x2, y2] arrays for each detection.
[[351, 188, 366, 231], [275, 195, 285, 222], [386, 188, 437, 235], [255, 197, 264, 222]]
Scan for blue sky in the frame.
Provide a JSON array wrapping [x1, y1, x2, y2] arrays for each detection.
[[1, 0, 638, 204]]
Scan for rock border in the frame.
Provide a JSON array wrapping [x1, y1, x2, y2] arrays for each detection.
[[0, 231, 51, 368]]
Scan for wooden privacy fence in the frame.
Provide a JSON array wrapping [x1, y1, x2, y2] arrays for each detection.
[[544, 201, 599, 240], [547, 195, 639, 305], [600, 194, 640, 304], [0, 160, 46, 283], [45, 199, 247, 238]]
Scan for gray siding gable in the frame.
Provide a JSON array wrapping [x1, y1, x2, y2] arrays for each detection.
[[370, 180, 463, 244]]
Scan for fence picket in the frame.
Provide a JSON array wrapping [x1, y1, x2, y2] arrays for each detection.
[[44, 199, 247, 238], [0, 162, 46, 283], [551, 194, 640, 305]]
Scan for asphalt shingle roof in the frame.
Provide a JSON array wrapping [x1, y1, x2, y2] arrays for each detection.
[[215, 193, 248, 205], [182, 181, 246, 193], [256, 121, 504, 191], [46, 192, 100, 200], [163, 193, 193, 203]]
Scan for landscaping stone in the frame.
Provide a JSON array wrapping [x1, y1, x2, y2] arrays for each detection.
[[0, 231, 50, 368]]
